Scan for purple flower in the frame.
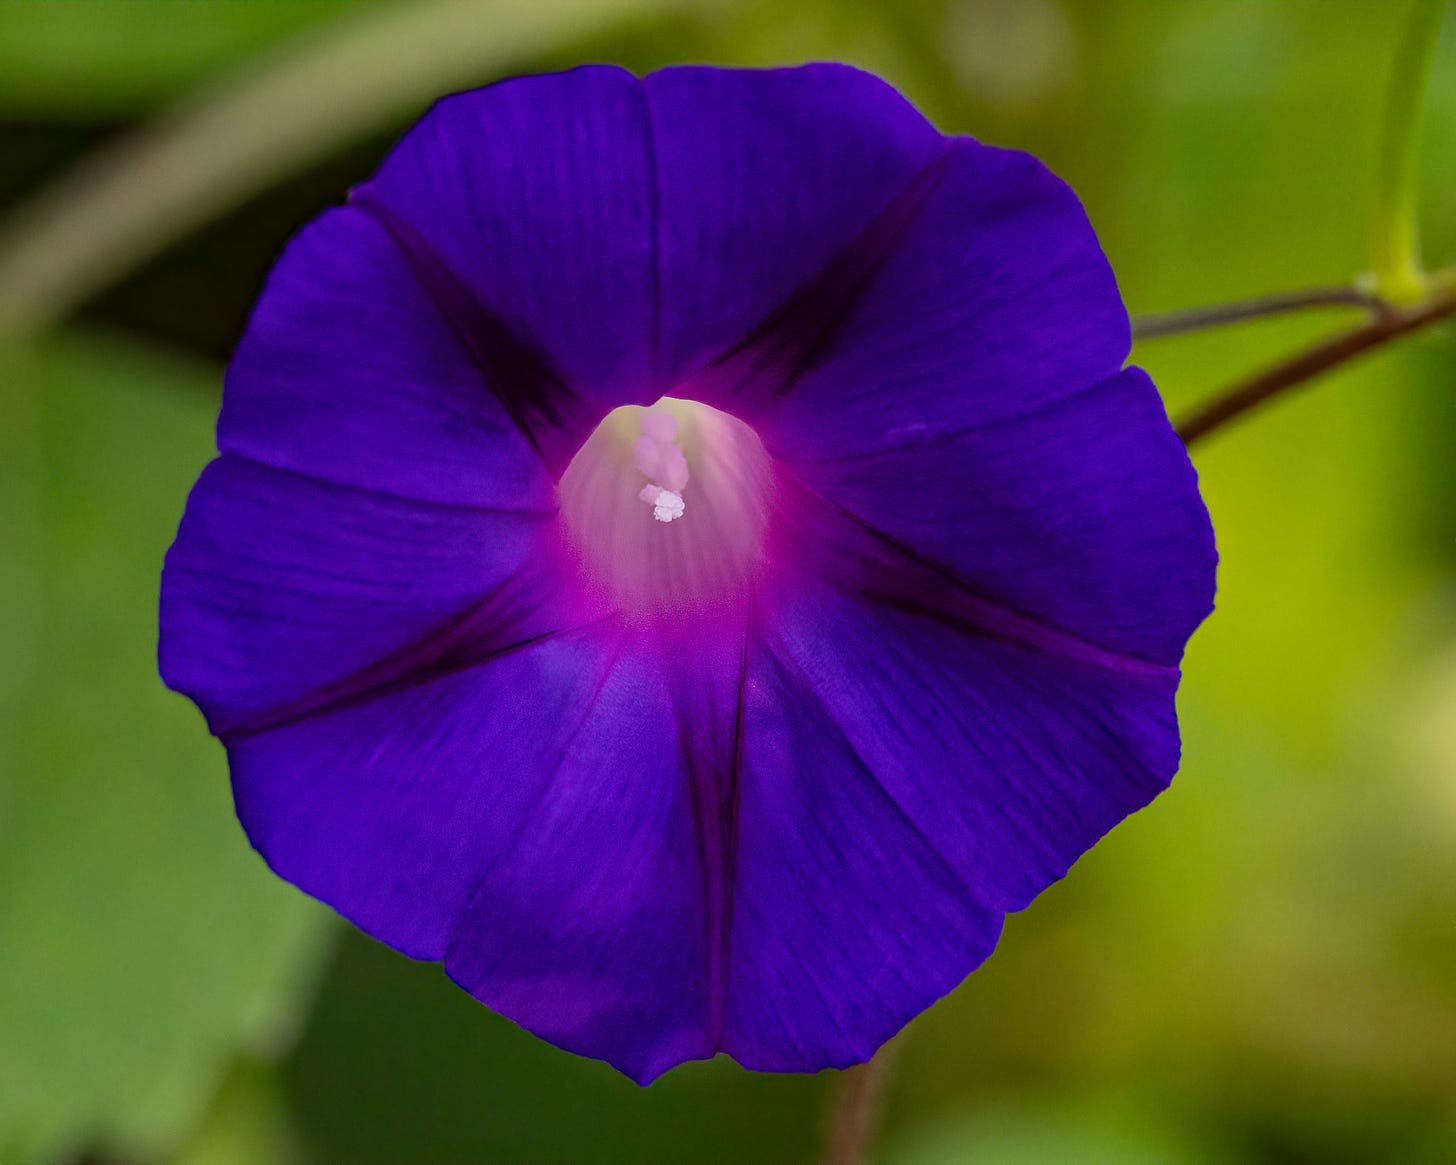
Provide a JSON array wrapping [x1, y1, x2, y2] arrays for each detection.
[[159, 63, 1215, 1084]]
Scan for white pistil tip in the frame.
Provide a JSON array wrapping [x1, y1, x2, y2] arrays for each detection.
[[651, 490, 685, 523]]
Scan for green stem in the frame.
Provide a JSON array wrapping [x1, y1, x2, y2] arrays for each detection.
[[1132, 285, 1392, 340], [1371, 0, 1447, 302], [0, 0, 683, 336]]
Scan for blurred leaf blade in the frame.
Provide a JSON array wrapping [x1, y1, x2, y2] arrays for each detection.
[[0, 330, 332, 1165], [0, 0, 690, 334]]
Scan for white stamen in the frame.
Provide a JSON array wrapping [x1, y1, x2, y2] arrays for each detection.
[[635, 407, 690, 522]]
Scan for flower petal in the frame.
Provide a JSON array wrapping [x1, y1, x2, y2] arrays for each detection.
[[779, 366, 1216, 667], [227, 626, 637, 962], [356, 65, 657, 457], [645, 63, 945, 392], [723, 571, 1180, 1068], [724, 634, 1004, 1071], [727, 138, 1214, 664], [159, 63, 1220, 1087], [160, 454, 563, 734], [756, 138, 1132, 440], [226, 615, 751, 1083], [218, 206, 551, 511], [444, 621, 750, 1084]]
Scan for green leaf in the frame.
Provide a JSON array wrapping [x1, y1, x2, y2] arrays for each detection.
[[0, 330, 331, 1165]]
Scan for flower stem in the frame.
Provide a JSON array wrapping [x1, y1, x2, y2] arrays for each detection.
[[1175, 287, 1456, 446], [821, 1043, 899, 1165], [1131, 285, 1392, 340], [1371, 0, 1447, 303]]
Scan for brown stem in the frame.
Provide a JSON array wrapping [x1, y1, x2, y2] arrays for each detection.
[[1175, 288, 1456, 446], [821, 1043, 899, 1165], [1132, 285, 1392, 340]]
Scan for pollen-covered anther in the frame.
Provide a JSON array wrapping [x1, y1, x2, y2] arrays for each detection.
[[653, 490, 685, 523], [638, 483, 685, 522], [634, 407, 691, 520]]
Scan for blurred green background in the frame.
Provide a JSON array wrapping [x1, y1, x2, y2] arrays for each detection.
[[1, 1, 1454, 1163]]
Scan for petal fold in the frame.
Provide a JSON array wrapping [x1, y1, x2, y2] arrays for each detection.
[[722, 567, 1181, 1068], [357, 65, 657, 458], [228, 616, 752, 1084], [762, 138, 1132, 439], [445, 621, 749, 1083], [218, 206, 550, 511], [645, 64, 945, 394], [724, 634, 1004, 1070], [229, 627, 632, 962], [780, 366, 1216, 667], [160, 455, 559, 733]]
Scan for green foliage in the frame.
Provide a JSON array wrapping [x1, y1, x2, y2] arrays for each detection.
[[0, 333, 331, 1165]]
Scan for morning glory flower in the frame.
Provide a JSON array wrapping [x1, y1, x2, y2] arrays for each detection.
[[159, 63, 1216, 1084]]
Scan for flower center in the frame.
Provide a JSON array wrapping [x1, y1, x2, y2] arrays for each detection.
[[559, 397, 773, 615]]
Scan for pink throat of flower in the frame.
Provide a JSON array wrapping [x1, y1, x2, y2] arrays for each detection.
[[558, 397, 773, 616]]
